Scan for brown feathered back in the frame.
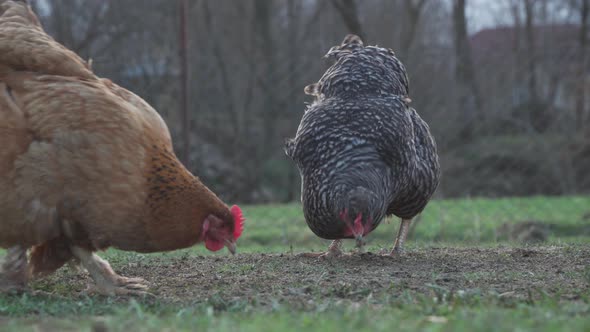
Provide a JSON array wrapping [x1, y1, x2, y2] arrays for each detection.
[[0, 0, 237, 278]]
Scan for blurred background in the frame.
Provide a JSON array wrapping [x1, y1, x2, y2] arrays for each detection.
[[27, 1, 590, 245]]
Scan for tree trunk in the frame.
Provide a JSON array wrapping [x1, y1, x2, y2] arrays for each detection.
[[399, 0, 428, 60], [576, 0, 589, 133], [331, 0, 365, 39], [178, 0, 190, 167], [452, 0, 483, 140], [509, 0, 524, 108], [285, 0, 301, 203], [524, 0, 538, 103]]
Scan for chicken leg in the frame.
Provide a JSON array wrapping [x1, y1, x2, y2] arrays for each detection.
[[70, 246, 150, 296], [0, 246, 29, 293], [300, 240, 344, 259], [389, 218, 411, 256]]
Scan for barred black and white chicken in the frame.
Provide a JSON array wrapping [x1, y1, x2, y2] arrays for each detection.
[[285, 34, 440, 257]]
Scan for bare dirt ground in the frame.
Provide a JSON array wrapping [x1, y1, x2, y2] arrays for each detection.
[[36, 246, 590, 306]]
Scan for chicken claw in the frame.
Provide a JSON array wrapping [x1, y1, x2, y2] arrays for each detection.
[[389, 246, 406, 256], [0, 246, 29, 293], [381, 218, 411, 257], [85, 277, 152, 297], [299, 240, 344, 259], [71, 246, 152, 297], [379, 246, 405, 257]]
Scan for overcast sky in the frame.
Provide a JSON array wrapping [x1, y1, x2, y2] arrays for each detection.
[[467, 0, 512, 33]]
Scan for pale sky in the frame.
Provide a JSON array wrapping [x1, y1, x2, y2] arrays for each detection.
[[467, 0, 512, 33]]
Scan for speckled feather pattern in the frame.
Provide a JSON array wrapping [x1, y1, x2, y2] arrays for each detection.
[[286, 35, 440, 239]]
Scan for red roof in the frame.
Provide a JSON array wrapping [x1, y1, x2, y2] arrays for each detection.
[[469, 24, 580, 64]]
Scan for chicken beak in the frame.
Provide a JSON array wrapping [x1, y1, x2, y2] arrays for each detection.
[[225, 240, 236, 255], [355, 234, 364, 248]]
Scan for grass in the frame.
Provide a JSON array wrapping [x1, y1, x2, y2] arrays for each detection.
[[240, 195, 590, 252], [1, 195, 590, 331], [1, 288, 589, 331]]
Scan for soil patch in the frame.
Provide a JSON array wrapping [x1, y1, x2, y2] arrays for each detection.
[[35, 246, 590, 306]]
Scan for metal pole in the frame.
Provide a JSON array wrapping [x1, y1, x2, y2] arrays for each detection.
[[179, 0, 190, 167]]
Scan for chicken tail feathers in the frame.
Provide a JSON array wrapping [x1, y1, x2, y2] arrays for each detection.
[[0, 0, 94, 78], [284, 138, 297, 160], [29, 236, 73, 278], [0, 0, 41, 28]]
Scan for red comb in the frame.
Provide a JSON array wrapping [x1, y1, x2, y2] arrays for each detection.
[[231, 205, 245, 240]]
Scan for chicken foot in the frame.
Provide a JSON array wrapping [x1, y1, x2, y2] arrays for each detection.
[[386, 218, 411, 256], [300, 240, 344, 259], [0, 246, 29, 293], [70, 246, 150, 296]]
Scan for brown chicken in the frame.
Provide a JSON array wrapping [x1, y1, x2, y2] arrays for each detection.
[[0, 0, 244, 296]]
